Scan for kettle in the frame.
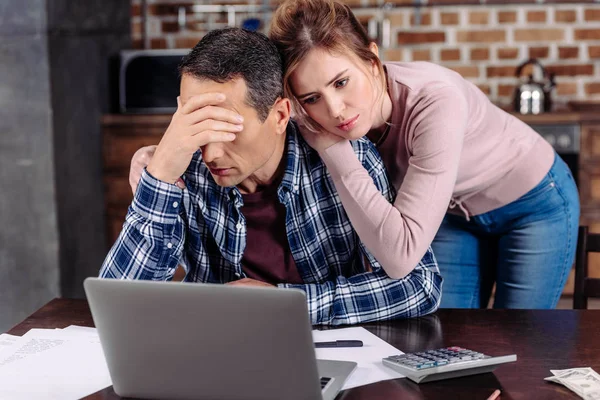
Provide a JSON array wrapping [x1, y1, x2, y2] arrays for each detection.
[[513, 59, 556, 115]]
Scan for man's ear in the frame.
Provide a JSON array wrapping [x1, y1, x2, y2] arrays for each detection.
[[271, 97, 291, 135]]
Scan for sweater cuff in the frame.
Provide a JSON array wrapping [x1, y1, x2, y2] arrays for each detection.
[[319, 140, 364, 181], [132, 168, 184, 224]]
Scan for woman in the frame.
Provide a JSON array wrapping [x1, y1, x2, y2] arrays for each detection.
[[267, 0, 579, 308]]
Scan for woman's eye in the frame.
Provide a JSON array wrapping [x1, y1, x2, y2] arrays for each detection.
[[335, 78, 348, 88], [302, 96, 318, 105]]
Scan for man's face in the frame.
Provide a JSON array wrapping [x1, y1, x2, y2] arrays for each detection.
[[180, 74, 287, 191]]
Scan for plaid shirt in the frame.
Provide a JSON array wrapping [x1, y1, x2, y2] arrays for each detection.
[[100, 121, 442, 325]]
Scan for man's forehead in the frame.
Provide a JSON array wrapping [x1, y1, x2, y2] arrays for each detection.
[[180, 74, 247, 108]]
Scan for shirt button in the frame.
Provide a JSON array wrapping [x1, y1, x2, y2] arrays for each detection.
[[172, 201, 179, 208], [236, 223, 243, 230], [167, 243, 173, 249], [294, 185, 300, 191]]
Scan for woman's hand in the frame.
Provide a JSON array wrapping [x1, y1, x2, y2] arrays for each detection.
[[130, 145, 156, 194], [298, 124, 344, 153], [129, 145, 188, 194]]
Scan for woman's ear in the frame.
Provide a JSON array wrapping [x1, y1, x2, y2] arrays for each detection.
[[369, 42, 379, 56], [368, 42, 381, 76]]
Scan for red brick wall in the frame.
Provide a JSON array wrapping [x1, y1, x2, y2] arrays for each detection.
[[131, 1, 600, 109]]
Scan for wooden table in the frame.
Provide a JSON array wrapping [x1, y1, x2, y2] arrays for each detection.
[[7, 299, 600, 399]]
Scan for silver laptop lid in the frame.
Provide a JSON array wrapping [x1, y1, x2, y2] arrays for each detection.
[[84, 278, 323, 400]]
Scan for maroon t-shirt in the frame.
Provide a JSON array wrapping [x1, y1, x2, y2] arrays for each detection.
[[240, 183, 303, 285]]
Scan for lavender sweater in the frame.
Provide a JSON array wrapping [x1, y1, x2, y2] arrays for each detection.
[[319, 62, 555, 279]]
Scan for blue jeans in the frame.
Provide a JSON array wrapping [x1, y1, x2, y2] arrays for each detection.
[[432, 153, 580, 309]]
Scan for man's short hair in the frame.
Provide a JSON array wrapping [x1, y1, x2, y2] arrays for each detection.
[[179, 28, 284, 122]]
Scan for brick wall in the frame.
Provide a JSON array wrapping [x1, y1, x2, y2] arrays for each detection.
[[131, 0, 600, 109]]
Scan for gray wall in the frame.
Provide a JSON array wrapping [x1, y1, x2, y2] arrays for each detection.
[[48, 1, 130, 298], [0, 0, 59, 333], [0, 0, 130, 332]]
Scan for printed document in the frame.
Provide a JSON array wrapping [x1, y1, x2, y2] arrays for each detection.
[[313, 326, 405, 389]]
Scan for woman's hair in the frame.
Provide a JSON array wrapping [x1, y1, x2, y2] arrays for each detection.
[[269, 0, 386, 132]]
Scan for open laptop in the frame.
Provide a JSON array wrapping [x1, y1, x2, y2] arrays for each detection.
[[84, 278, 356, 400]]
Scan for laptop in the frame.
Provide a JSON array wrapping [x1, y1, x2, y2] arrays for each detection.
[[84, 278, 356, 400]]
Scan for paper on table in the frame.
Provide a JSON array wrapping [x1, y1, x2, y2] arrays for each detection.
[[0, 328, 111, 400], [0, 334, 19, 349], [0, 328, 92, 367], [313, 326, 404, 390], [62, 325, 99, 334]]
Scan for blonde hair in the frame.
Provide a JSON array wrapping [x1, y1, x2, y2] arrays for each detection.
[[269, 0, 386, 133]]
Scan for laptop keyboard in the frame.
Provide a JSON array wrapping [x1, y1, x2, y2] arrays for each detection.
[[320, 377, 332, 390]]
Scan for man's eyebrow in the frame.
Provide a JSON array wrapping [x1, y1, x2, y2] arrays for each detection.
[[296, 69, 349, 99]]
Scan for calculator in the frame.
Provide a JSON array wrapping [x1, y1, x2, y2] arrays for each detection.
[[383, 346, 517, 383]]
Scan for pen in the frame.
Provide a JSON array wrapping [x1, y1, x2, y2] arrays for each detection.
[[314, 340, 363, 348]]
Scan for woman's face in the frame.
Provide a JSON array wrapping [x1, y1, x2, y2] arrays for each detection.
[[289, 47, 382, 140]]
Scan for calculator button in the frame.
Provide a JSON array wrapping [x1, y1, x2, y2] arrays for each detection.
[[385, 347, 495, 372], [416, 362, 435, 369]]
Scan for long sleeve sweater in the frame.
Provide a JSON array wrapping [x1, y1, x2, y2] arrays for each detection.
[[319, 61, 555, 279]]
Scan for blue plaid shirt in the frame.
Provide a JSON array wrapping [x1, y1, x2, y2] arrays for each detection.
[[100, 121, 442, 325]]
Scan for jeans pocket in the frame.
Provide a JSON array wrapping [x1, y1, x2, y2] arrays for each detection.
[[514, 174, 555, 204]]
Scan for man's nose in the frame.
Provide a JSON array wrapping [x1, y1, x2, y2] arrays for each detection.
[[201, 143, 224, 164]]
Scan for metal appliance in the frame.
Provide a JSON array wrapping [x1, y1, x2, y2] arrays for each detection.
[[119, 49, 188, 114], [513, 59, 556, 115], [528, 122, 579, 184]]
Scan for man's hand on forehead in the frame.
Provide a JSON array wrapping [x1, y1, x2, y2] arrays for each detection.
[[180, 92, 238, 114], [179, 93, 244, 136], [145, 93, 245, 185]]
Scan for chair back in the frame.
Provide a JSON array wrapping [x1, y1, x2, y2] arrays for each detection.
[[573, 226, 600, 309]]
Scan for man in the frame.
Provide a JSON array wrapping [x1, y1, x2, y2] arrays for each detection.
[[100, 28, 442, 326]]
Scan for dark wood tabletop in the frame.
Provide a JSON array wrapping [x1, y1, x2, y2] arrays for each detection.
[[7, 298, 600, 399]]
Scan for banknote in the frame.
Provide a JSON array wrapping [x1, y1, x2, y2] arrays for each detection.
[[545, 368, 600, 399], [551, 368, 598, 378], [567, 373, 600, 399]]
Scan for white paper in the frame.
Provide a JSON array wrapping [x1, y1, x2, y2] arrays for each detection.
[[0, 328, 111, 400], [62, 325, 99, 334], [313, 326, 404, 389], [0, 334, 19, 349], [0, 336, 66, 367]]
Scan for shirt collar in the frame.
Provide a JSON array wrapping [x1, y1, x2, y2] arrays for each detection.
[[224, 120, 308, 206], [277, 121, 305, 198]]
